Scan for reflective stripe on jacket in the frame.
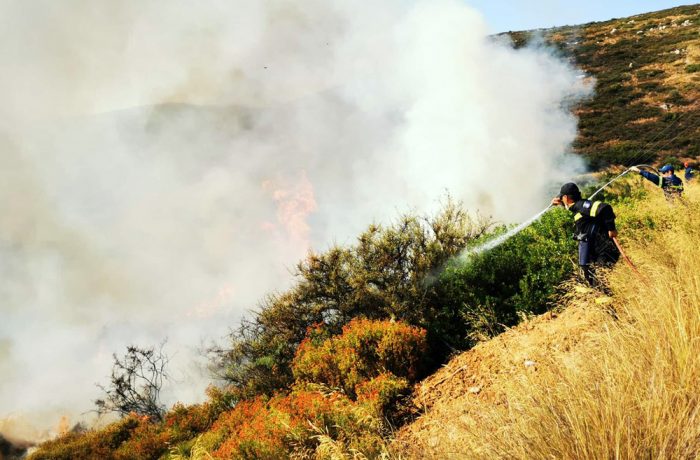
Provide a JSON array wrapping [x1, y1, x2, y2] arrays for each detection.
[[573, 200, 604, 223], [570, 199, 617, 239]]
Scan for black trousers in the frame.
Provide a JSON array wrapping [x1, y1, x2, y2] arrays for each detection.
[[579, 234, 620, 286]]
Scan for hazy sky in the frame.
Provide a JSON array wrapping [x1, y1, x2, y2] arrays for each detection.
[[469, 0, 692, 32]]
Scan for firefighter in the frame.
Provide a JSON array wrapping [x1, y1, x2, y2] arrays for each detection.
[[552, 183, 620, 287], [630, 164, 684, 199], [684, 162, 695, 182]]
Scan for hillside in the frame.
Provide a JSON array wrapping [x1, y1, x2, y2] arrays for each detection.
[[396, 291, 613, 456], [396, 183, 700, 458], [508, 4, 700, 167]]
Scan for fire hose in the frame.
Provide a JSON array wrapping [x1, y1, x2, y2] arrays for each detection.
[[589, 165, 658, 278], [587, 164, 658, 200], [612, 236, 643, 278]]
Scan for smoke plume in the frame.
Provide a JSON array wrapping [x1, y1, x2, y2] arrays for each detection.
[[0, 0, 590, 437]]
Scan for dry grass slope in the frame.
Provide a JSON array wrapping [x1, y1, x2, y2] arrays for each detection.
[[396, 183, 700, 459], [508, 4, 700, 166]]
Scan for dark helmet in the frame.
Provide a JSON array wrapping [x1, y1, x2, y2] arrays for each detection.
[[659, 164, 674, 173]]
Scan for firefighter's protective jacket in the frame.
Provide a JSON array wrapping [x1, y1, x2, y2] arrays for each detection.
[[640, 170, 684, 196], [569, 199, 617, 239]]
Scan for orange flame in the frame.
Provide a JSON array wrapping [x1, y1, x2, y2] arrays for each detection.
[[57, 415, 70, 436], [262, 170, 317, 249]]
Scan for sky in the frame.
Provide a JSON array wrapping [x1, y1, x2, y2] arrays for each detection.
[[469, 0, 693, 32]]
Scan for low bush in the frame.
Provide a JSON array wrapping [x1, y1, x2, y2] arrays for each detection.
[[202, 388, 386, 459], [28, 416, 142, 460], [292, 318, 427, 397], [356, 373, 411, 422], [437, 208, 576, 345], [113, 420, 169, 460]]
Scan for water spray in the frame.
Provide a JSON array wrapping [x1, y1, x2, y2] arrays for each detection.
[[463, 204, 553, 257]]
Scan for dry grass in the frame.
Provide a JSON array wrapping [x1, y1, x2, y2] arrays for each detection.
[[396, 184, 700, 459]]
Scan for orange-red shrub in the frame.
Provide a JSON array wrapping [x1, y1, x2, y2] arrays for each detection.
[[163, 402, 217, 441], [292, 318, 427, 396], [30, 402, 222, 460], [31, 320, 426, 460], [209, 389, 354, 459], [356, 372, 409, 417], [113, 417, 169, 460]]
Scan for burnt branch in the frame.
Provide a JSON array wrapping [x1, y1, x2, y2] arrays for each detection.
[[95, 341, 169, 422]]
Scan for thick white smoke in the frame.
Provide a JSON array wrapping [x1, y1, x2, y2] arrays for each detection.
[[0, 0, 590, 439]]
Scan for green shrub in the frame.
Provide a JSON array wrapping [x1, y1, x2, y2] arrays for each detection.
[[637, 68, 666, 79], [604, 141, 646, 165], [665, 90, 689, 105], [437, 208, 576, 345]]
